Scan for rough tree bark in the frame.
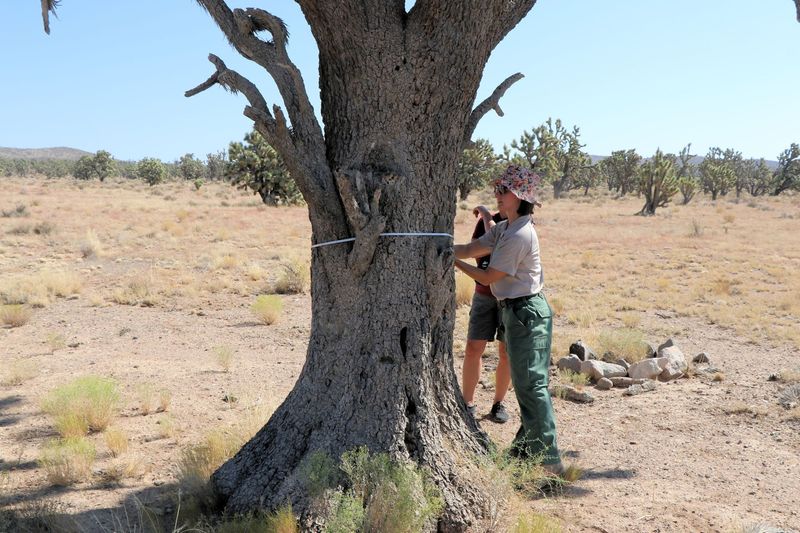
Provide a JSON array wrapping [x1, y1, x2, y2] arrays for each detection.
[[183, 1, 534, 530]]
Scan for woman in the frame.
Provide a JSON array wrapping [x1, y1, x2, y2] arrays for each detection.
[[454, 164, 563, 473]]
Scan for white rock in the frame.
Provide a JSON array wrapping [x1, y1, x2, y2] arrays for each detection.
[[628, 358, 667, 380], [596, 377, 613, 390], [659, 346, 687, 381], [556, 355, 582, 373], [580, 360, 627, 381]]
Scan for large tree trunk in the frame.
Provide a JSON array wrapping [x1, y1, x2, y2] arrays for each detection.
[[188, 2, 537, 530]]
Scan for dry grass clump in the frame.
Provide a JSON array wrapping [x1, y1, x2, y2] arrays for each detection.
[[79, 229, 103, 258], [137, 384, 156, 416], [104, 427, 130, 457], [1, 358, 38, 386], [213, 345, 235, 373], [0, 304, 33, 327], [590, 328, 649, 363], [0, 270, 81, 307], [1, 204, 28, 217], [157, 415, 178, 439], [775, 369, 800, 384], [547, 295, 564, 317], [557, 369, 589, 389], [46, 332, 66, 353], [38, 437, 96, 486], [177, 405, 271, 497], [112, 271, 160, 306], [213, 253, 239, 270], [512, 512, 562, 533], [158, 389, 172, 412], [252, 295, 282, 325], [42, 376, 120, 437], [273, 257, 310, 294], [455, 272, 474, 306], [100, 454, 145, 484]]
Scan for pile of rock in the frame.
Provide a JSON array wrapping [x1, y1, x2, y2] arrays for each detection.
[[553, 338, 699, 401]]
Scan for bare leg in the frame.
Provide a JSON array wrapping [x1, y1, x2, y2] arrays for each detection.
[[493, 341, 511, 404], [462, 339, 488, 405]]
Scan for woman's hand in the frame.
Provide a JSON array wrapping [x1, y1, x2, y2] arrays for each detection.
[[472, 205, 491, 220]]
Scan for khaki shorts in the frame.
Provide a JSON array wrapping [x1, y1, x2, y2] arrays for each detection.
[[467, 292, 504, 342]]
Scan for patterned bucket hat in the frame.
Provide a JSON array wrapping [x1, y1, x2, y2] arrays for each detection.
[[493, 164, 541, 204]]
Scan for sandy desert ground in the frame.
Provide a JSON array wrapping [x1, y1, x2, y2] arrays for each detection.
[[1, 176, 799, 532]]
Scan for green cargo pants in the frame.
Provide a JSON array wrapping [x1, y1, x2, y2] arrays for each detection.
[[500, 293, 561, 464]]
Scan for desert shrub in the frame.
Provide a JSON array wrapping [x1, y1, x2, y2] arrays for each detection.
[[214, 345, 235, 372], [1, 358, 38, 386], [335, 446, 443, 533], [301, 451, 341, 498], [455, 272, 474, 306], [273, 257, 310, 294], [0, 304, 32, 327], [325, 490, 366, 533], [778, 384, 800, 409], [104, 427, 130, 457], [252, 295, 282, 325], [38, 437, 96, 486], [42, 376, 120, 437]]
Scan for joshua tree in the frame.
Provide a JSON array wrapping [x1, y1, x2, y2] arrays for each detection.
[[507, 118, 590, 198], [601, 149, 642, 196], [637, 149, 679, 215], [699, 147, 736, 200], [456, 139, 500, 200], [771, 143, 800, 195], [225, 129, 301, 205]]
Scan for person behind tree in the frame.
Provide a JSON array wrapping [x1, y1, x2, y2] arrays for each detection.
[[461, 206, 511, 423], [454, 165, 564, 474]]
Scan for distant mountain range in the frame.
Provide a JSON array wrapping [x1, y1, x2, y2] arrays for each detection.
[[0, 147, 92, 161]]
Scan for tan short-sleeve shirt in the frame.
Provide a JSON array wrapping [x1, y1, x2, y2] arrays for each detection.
[[476, 216, 543, 300]]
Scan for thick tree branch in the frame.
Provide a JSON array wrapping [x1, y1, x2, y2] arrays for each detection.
[[795, 0, 800, 22], [41, 0, 58, 34], [195, 1, 323, 155], [463, 72, 524, 148]]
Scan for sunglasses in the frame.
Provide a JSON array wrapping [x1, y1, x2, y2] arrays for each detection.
[[494, 184, 510, 195]]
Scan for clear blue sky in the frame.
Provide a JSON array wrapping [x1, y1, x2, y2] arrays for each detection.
[[1, 1, 798, 162]]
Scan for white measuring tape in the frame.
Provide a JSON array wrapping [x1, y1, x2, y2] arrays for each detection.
[[311, 232, 453, 249]]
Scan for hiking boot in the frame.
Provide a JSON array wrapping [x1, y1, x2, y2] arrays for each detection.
[[467, 404, 477, 417], [489, 402, 509, 423]]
